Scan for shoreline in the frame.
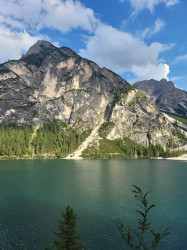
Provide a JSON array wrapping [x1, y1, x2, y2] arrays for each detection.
[[155, 154, 187, 161], [1, 154, 187, 161], [166, 154, 187, 161]]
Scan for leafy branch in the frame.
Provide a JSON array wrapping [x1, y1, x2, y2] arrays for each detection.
[[115, 185, 171, 250]]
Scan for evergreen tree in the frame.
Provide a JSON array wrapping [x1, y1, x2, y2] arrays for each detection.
[[47, 206, 84, 250]]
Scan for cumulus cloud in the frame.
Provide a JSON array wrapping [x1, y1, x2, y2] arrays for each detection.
[[130, 63, 170, 82], [140, 18, 165, 39], [0, 25, 46, 63], [0, 0, 172, 82], [0, 0, 98, 33], [173, 54, 187, 64], [0, 0, 98, 62], [120, 0, 180, 13], [80, 24, 170, 80]]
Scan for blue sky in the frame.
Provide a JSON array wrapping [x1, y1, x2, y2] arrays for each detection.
[[0, 0, 186, 90]]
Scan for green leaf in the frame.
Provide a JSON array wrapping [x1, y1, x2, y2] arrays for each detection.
[[146, 204, 155, 214], [136, 209, 145, 218]]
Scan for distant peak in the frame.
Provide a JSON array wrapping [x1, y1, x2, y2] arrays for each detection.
[[34, 40, 54, 47], [24, 40, 56, 57]]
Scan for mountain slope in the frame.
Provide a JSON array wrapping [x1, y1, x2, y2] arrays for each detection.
[[0, 40, 186, 154], [0, 40, 127, 129], [134, 79, 187, 117]]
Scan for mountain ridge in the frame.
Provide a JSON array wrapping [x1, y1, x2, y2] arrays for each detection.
[[0, 40, 186, 158], [134, 79, 187, 117]]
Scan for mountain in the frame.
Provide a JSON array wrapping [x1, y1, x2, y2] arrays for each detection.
[[0, 40, 128, 129], [0, 40, 186, 158], [134, 79, 187, 117]]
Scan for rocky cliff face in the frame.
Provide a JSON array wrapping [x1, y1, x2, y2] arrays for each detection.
[[0, 40, 185, 147], [134, 79, 187, 117], [107, 89, 175, 146], [0, 41, 127, 129]]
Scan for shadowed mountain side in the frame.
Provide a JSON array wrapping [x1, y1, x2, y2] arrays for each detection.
[[134, 79, 187, 117]]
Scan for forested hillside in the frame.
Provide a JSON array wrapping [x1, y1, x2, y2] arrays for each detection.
[[0, 122, 185, 159], [0, 124, 33, 157], [33, 122, 91, 157], [0, 122, 91, 159]]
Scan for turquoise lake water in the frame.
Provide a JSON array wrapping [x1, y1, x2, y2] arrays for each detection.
[[0, 159, 186, 249]]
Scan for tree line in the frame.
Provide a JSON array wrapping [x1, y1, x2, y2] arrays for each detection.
[[0, 124, 33, 157], [32, 122, 91, 157], [0, 122, 185, 159], [0, 122, 91, 158]]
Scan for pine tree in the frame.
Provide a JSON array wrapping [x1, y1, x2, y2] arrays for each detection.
[[47, 206, 84, 250]]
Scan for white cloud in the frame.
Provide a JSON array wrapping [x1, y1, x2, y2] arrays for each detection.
[[130, 63, 170, 82], [39, 0, 98, 33], [0, 0, 172, 83], [165, 0, 180, 7], [140, 18, 165, 39], [80, 24, 170, 81], [0, 0, 98, 33], [120, 0, 180, 13], [173, 54, 187, 64], [170, 76, 184, 81], [0, 0, 98, 62], [0, 25, 45, 63]]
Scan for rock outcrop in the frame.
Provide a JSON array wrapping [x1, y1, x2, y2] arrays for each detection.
[[107, 89, 174, 146]]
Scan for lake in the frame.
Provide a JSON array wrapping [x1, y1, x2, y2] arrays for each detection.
[[0, 159, 186, 250]]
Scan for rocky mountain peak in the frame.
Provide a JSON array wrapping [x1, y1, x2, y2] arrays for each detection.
[[20, 41, 80, 68], [134, 79, 187, 117], [23, 40, 55, 57]]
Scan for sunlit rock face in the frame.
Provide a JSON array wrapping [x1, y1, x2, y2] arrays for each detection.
[[107, 89, 174, 146], [0, 40, 182, 146]]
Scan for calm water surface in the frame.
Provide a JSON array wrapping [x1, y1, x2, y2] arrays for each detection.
[[0, 159, 186, 250]]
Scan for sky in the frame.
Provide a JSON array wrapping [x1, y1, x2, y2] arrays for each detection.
[[0, 0, 187, 90]]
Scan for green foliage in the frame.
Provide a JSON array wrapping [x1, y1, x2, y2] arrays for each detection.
[[121, 85, 137, 94], [33, 121, 91, 157], [81, 138, 125, 159], [99, 121, 115, 138], [162, 111, 187, 125], [0, 124, 33, 157], [135, 94, 148, 104], [0, 121, 184, 159], [172, 125, 187, 144], [47, 206, 83, 250], [116, 137, 145, 158], [99, 138, 125, 156], [115, 86, 137, 103], [115, 185, 171, 250], [116, 90, 122, 102], [0, 122, 91, 159], [82, 137, 146, 159], [82, 136, 185, 159], [167, 137, 175, 148]]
